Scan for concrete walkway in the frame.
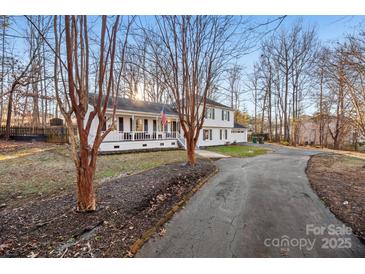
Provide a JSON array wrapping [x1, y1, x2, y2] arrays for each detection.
[[195, 149, 230, 159], [137, 145, 365, 257]]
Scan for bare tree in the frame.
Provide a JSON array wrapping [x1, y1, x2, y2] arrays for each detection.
[[227, 64, 243, 110], [251, 21, 317, 143], [57, 16, 130, 211], [145, 16, 251, 165], [343, 32, 365, 137], [0, 16, 9, 126], [27, 15, 132, 211], [4, 44, 40, 139]]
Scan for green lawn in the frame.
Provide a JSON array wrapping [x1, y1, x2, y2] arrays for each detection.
[[0, 145, 186, 206], [206, 145, 268, 158]]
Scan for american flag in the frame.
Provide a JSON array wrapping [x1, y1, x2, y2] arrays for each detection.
[[161, 107, 167, 127]]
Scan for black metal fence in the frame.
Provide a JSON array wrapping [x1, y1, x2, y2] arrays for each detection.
[[0, 126, 76, 143]]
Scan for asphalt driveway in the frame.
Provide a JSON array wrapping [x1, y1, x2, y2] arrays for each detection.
[[136, 145, 365, 257]]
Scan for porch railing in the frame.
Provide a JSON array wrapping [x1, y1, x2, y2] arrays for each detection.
[[103, 131, 177, 142]]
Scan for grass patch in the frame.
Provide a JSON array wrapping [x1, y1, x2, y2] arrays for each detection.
[[0, 145, 187, 206], [206, 145, 267, 157]]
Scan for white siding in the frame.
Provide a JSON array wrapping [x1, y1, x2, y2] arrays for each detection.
[[100, 139, 178, 152], [197, 128, 229, 147], [202, 106, 234, 128], [197, 127, 248, 147]]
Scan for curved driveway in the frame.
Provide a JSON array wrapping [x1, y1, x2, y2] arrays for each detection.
[[137, 145, 365, 257]]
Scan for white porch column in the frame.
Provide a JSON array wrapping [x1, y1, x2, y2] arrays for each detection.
[[132, 114, 135, 140], [156, 115, 159, 132]]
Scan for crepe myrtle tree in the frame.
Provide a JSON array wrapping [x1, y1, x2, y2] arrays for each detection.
[[145, 16, 254, 165], [27, 15, 131, 211]]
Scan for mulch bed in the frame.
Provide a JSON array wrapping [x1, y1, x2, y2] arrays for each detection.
[[0, 159, 216, 258], [306, 153, 365, 241]]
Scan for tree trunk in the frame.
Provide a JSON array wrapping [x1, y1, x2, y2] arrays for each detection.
[[186, 135, 196, 165], [4, 84, 15, 140], [76, 163, 96, 212], [0, 21, 5, 126], [76, 145, 96, 211], [319, 67, 324, 148]]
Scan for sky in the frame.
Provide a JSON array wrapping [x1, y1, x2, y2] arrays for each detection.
[[4, 15, 365, 115], [236, 15, 365, 114], [244, 15, 364, 66]]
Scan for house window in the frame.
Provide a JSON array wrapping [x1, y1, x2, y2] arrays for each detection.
[[225, 129, 228, 139], [118, 117, 124, 132], [220, 129, 222, 140], [206, 108, 215, 119], [203, 129, 209, 141], [203, 129, 212, 141], [222, 110, 230, 121], [136, 119, 143, 131]]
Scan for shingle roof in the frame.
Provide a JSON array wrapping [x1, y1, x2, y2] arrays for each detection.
[[88, 94, 231, 115], [205, 97, 231, 109], [88, 94, 178, 115], [234, 122, 247, 129]]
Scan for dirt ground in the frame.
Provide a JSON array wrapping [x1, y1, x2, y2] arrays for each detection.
[[306, 153, 365, 241], [0, 159, 215, 258], [0, 140, 51, 154]]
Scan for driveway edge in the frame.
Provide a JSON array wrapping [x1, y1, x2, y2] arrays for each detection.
[[126, 164, 219, 257]]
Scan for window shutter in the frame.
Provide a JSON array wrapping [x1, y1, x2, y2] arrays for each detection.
[[210, 130, 212, 140], [212, 108, 215, 119], [222, 110, 224, 120], [220, 129, 222, 140], [228, 111, 230, 121]]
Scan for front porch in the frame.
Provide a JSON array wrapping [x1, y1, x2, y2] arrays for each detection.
[[99, 113, 184, 152], [103, 131, 178, 142]]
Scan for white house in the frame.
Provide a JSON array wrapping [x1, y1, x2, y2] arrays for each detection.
[[86, 94, 248, 153]]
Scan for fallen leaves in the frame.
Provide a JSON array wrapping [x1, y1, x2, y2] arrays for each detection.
[[158, 228, 167, 236]]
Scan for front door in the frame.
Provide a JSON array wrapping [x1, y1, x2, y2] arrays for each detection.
[[172, 121, 177, 132]]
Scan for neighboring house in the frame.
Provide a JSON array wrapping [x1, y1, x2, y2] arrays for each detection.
[[86, 94, 248, 153]]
